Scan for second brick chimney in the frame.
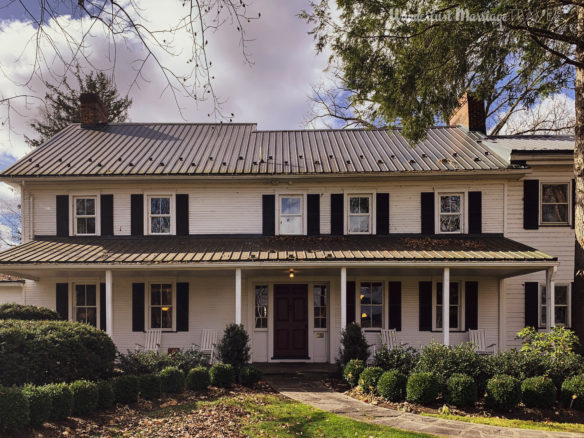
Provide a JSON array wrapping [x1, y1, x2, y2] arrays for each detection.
[[449, 93, 486, 134], [80, 93, 109, 126]]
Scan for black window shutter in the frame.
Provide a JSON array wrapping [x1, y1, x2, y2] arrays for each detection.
[[176, 194, 189, 236], [419, 281, 432, 331], [331, 194, 344, 235], [56, 195, 69, 237], [176, 282, 189, 331], [572, 179, 576, 229], [132, 283, 145, 332], [421, 193, 435, 235], [388, 281, 402, 331], [346, 281, 356, 325], [307, 194, 320, 236], [131, 194, 144, 236], [376, 193, 390, 235], [100, 194, 114, 236], [571, 281, 575, 328], [524, 282, 539, 328], [56, 283, 68, 320], [465, 281, 478, 331], [523, 180, 539, 230], [262, 194, 275, 236], [468, 192, 482, 234], [100, 283, 106, 331]]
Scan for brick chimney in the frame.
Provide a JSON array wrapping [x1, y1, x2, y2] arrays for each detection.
[[80, 93, 108, 126], [449, 93, 486, 134]]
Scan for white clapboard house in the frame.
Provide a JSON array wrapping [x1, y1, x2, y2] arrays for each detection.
[[0, 93, 575, 363]]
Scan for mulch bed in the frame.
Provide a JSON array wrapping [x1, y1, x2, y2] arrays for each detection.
[[5, 383, 276, 438]]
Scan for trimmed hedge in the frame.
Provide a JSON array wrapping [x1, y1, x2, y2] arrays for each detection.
[[444, 373, 477, 407], [377, 370, 407, 402], [561, 375, 584, 410], [406, 372, 440, 405], [239, 365, 262, 387], [486, 375, 521, 410], [139, 374, 163, 400], [0, 303, 60, 321], [0, 385, 29, 431], [45, 383, 73, 420], [22, 384, 52, 426], [343, 359, 365, 387], [96, 380, 115, 409], [70, 380, 99, 416], [359, 367, 384, 394], [159, 366, 185, 394], [210, 363, 235, 388], [117, 349, 208, 375], [0, 320, 116, 386], [521, 376, 556, 409], [112, 375, 139, 404], [187, 366, 210, 390]]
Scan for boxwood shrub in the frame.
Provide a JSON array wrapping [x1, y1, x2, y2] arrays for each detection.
[[96, 380, 115, 409], [239, 365, 262, 387], [377, 370, 407, 402], [139, 374, 163, 400], [186, 366, 210, 390], [343, 359, 365, 387], [373, 345, 419, 376], [0, 303, 60, 321], [45, 383, 73, 420], [561, 375, 584, 410], [159, 366, 185, 394], [406, 372, 440, 405], [69, 380, 99, 416], [22, 384, 52, 426], [210, 363, 235, 388], [486, 375, 521, 410], [0, 320, 116, 386], [444, 373, 477, 407], [359, 367, 384, 394], [521, 376, 556, 409], [0, 386, 29, 431], [117, 349, 208, 375], [112, 375, 139, 404]]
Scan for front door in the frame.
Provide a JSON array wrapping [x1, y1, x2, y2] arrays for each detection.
[[273, 284, 308, 359]]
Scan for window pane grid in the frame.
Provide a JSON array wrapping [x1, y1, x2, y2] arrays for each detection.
[[314, 285, 327, 329], [540, 285, 570, 327], [436, 283, 460, 330], [360, 282, 382, 328], [541, 184, 569, 224], [280, 196, 303, 235], [149, 197, 171, 234], [439, 194, 462, 233], [150, 283, 173, 329], [75, 284, 97, 327], [255, 285, 268, 329], [74, 198, 96, 235], [348, 196, 371, 233]]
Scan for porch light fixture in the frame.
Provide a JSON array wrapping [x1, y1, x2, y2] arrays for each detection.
[[288, 269, 295, 279]]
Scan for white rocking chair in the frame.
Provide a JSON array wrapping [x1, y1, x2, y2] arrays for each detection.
[[197, 329, 221, 364], [135, 329, 162, 352], [469, 329, 496, 355], [380, 329, 399, 350]]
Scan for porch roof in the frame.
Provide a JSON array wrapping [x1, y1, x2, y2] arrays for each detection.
[[0, 234, 555, 266]]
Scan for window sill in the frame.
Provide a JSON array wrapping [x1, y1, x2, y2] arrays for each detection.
[[538, 224, 571, 228]]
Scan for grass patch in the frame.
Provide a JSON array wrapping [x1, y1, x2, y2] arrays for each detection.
[[424, 413, 584, 434]]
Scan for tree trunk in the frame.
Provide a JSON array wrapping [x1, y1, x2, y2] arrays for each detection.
[[573, 6, 584, 345]]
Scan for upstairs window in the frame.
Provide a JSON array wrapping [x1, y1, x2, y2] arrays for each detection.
[[279, 196, 303, 235], [348, 195, 371, 234], [439, 194, 463, 233], [74, 197, 96, 235], [75, 283, 97, 327], [149, 196, 171, 234], [541, 183, 570, 225]]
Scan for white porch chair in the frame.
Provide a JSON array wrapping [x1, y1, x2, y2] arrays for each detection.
[[469, 329, 496, 355], [196, 329, 221, 364], [380, 329, 399, 350], [135, 329, 162, 352]]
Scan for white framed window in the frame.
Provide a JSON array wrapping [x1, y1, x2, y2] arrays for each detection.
[[540, 183, 570, 225], [438, 193, 463, 234], [148, 196, 172, 235], [74, 283, 98, 327], [539, 284, 571, 328], [74, 196, 97, 235], [360, 281, 383, 329], [279, 195, 303, 235], [255, 285, 268, 329], [313, 284, 328, 329], [149, 283, 175, 330], [434, 282, 462, 331], [348, 195, 372, 234]]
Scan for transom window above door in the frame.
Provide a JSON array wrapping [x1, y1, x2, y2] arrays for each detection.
[[149, 196, 171, 234], [348, 195, 371, 234], [541, 183, 570, 225], [74, 197, 96, 235], [439, 194, 463, 233], [279, 196, 303, 235]]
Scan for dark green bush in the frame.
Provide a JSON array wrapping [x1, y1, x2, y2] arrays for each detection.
[[159, 366, 185, 394], [0, 386, 29, 431], [210, 363, 235, 388], [117, 349, 208, 375], [377, 370, 407, 402], [96, 380, 115, 409], [406, 372, 440, 405], [112, 375, 139, 404], [561, 375, 584, 410], [186, 366, 210, 390], [139, 374, 162, 400], [69, 380, 99, 416], [485, 375, 521, 410], [216, 324, 250, 374], [0, 303, 60, 321], [0, 320, 116, 386], [337, 323, 369, 368], [521, 376, 556, 408], [359, 367, 384, 394], [444, 373, 477, 407], [239, 365, 262, 386], [45, 383, 73, 420], [22, 384, 52, 426], [373, 345, 418, 376], [343, 359, 365, 387]]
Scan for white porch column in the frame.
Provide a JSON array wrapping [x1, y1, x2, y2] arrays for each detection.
[[443, 267, 450, 346], [235, 268, 242, 325], [105, 269, 113, 337], [340, 267, 347, 329], [546, 267, 556, 330]]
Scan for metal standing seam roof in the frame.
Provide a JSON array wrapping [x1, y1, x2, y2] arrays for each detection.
[[488, 135, 574, 152], [0, 235, 555, 265], [0, 124, 516, 177]]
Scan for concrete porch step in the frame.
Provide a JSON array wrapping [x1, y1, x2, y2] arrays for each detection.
[[253, 362, 338, 379]]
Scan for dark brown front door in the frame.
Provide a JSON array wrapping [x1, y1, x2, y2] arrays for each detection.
[[273, 284, 308, 359]]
